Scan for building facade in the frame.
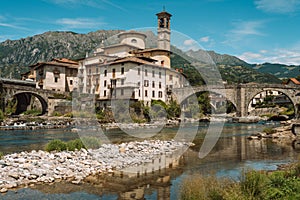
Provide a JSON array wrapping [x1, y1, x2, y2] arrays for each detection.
[[78, 10, 185, 108], [27, 58, 79, 92]]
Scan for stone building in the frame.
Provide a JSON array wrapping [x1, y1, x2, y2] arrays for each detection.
[[27, 58, 79, 92], [78, 10, 185, 108]]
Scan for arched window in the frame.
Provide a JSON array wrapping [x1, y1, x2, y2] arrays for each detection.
[[131, 39, 137, 43]]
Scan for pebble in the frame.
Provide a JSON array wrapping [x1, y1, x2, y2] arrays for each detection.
[[0, 140, 190, 192]]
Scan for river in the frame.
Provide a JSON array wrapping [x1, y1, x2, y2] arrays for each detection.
[[1, 122, 299, 199]]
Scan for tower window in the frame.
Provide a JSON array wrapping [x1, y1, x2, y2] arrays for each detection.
[[131, 39, 137, 43], [54, 77, 58, 83], [70, 80, 73, 85], [159, 18, 164, 28], [104, 70, 107, 77], [121, 67, 124, 74]]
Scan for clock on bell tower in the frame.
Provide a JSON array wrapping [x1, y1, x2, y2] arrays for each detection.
[[156, 10, 172, 51]]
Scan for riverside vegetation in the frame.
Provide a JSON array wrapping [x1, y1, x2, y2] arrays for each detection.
[[180, 160, 300, 200]]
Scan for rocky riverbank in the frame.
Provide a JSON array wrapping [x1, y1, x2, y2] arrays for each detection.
[[247, 121, 296, 145], [0, 140, 190, 193]]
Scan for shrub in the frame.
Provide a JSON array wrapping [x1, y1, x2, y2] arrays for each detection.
[[0, 152, 4, 159], [180, 174, 233, 200], [263, 127, 275, 135], [240, 170, 268, 199], [45, 139, 67, 152], [66, 139, 85, 151], [81, 137, 102, 149]]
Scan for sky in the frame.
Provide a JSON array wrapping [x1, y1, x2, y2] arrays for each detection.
[[1, 0, 300, 65]]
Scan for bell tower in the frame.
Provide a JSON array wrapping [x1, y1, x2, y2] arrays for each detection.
[[156, 9, 172, 51]]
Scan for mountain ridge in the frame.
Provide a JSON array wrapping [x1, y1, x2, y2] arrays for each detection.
[[0, 30, 289, 83]]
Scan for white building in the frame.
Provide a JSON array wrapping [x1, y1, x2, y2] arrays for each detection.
[[78, 10, 185, 108]]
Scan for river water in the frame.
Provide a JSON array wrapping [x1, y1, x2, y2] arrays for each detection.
[[1, 122, 299, 199]]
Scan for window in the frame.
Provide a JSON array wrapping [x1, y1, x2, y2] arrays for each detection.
[[159, 82, 162, 89], [158, 91, 163, 98], [144, 80, 149, 87], [54, 77, 58, 83], [96, 67, 99, 74], [145, 90, 148, 97], [88, 78, 91, 86], [152, 81, 155, 88], [152, 91, 155, 98], [169, 75, 173, 81], [104, 80, 107, 87], [95, 78, 99, 86], [121, 89, 124, 96], [121, 79, 124, 85], [138, 68, 140, 75], [88, 69, 91, 75], [161, 60, 164, 66], [121, 67, 124, 75], [152, 70, 155, 77], [70, 80, 73, 85], [104, 70, 107, 77], [138, 81, 140, 86], [139, 89, 141, 97], [131, 39, 137, 43], [104, 90, 107, 97], [145, 69, 148, 76], [112, 68, 116, 78], [159, 72, 161, 78]]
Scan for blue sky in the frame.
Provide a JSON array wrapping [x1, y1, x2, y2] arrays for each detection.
[[1, 0, 300, 65]]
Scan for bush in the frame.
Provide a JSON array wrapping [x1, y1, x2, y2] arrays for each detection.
[[66, 139, 85, 151], [263, 127, 275, 135], [0, 152, 4, 159], [240, 170, 268, 199], [81, 137, 102, 149], [45, 139, 67, 152]]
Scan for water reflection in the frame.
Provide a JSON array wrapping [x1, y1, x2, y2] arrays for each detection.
[[1, 123, 299, 199]]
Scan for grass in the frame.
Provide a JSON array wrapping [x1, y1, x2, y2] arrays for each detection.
[[180, 161, 300, 200], [45, 137, 102, 152]]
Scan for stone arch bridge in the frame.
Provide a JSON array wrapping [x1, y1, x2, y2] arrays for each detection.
[[0, 78, 68, 115], [173, 83, 300, 117]]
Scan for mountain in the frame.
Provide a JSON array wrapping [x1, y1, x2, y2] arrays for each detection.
[[171, 49, 281, 84], [0, 30, 281, 84], [0, 30, 122, 78], [250, 63, 300, 80]]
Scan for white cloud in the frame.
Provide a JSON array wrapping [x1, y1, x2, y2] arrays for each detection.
[[56, 18, 106, 29], [231, 20, 265, 36], [238, 48, 300, 65], [200, 36, 210, 43], [255, 0, 300, 14], [45, 0, 127, 11], [223, 20, 265, 47], [177, 39, 201, 51], [183, 39, 196, 46]]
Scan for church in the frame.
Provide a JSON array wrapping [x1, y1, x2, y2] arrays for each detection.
[[78, 10, 186, 108]]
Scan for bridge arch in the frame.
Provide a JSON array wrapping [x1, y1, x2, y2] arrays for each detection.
[[246, 88, 296, 118], [178, 90, 237, 115], [12, 92, 48, 115]]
